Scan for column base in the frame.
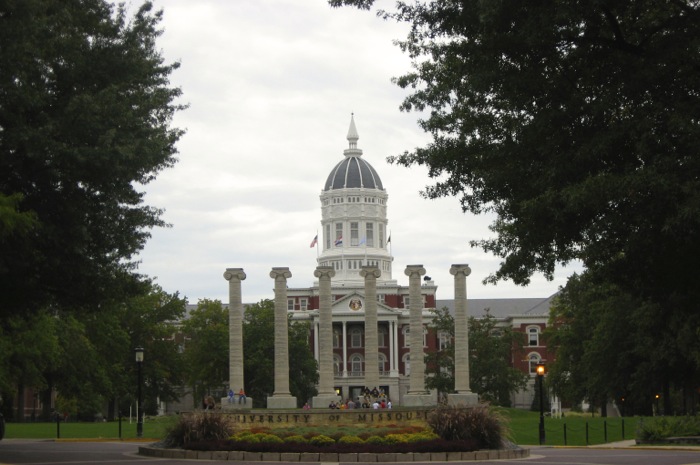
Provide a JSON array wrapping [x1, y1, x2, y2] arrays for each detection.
[[266, 396, 298, 409], [311, 394, 342, 409], [403, 392, 437, 407], [221, 397, 254, 409], [447, 392, 479, 406]]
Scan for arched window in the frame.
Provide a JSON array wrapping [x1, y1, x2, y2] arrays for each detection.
[[378, 353, 387, 374], [438, 330, 451, 350], [351, 327, 363, 348], [528, 353, 542, 374], [402, 326, 410, 347], [402, 353, 411, 376], [378, 327, 387, 347], [527, 326, 540, 346], [333, 354, 342, 375], [349, 354, 364, 376], [333, 330, 340, 348]]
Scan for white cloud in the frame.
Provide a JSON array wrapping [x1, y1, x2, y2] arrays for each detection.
[[133, 0, 581, 305]]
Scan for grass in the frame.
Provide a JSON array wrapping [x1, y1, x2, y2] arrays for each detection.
[[2, 409, 641, 446], [501, 408, 637, 446], [3, 415, 177, 440]]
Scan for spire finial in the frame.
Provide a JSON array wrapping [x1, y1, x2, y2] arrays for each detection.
[[347, 113, 359, 149]]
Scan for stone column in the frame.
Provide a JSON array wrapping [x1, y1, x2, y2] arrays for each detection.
[[267, 267, 297, 409], [360, 266, 381, 391], [342, 321, 348, 377], [223, 268, 252, 409], [448, 264, 479, 406], [312, 266, 341, 408], [403, 264, 436, 406], [389, 320, 397, 376]]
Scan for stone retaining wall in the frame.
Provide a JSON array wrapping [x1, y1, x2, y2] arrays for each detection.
[[139, 445, 530, 462]]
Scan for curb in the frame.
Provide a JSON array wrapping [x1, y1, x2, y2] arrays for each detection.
[[138, 445, 530, 462]]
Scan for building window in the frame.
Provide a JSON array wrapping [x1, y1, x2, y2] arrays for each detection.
[[404, 296, 409, 308], [528, 353, 542, 374], [378, 353, 387, 374], [333, 330, 340, 348], [402, 353, 410, 376], [366, 222, 374, 247], [379, 225, 385, 248], [376, 294, 385, 304], [351, 222, 359, 246], [287, 299, 294, 311], [378, 327, 387, 347], [438, 330, 451, 350], [335, 222, 343, 247], [351, 328, 363, 348], [350, 354, 363, 376], [325, 224, 331, 249], [528, 326, 540, 346], [402, 326, 410, 347], [300, 298, 308, 311]]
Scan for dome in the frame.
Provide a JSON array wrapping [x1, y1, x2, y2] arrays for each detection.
[[324, 157, 384, 191], [323, 114, 384, 191]]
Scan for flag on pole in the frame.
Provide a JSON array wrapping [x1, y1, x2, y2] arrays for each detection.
[[335, 236, 343, 246], [309, 234, 318, 248]]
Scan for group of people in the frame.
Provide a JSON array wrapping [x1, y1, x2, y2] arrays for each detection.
[[227, 388, 246, 404], [326, 386, 392, 410]]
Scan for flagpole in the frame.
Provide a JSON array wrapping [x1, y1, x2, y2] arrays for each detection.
[[316, 230, 319, 260]]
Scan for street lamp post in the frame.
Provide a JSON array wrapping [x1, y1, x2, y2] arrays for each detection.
[[135, 347, 144, 438], [536, 363, 546, 445]]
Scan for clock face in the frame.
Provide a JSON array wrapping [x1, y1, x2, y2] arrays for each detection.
[[349, 298, 363, 311]]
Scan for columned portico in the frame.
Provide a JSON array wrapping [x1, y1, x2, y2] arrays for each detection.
[[448, 264, 479, 405], [267, 267, 297, 409]]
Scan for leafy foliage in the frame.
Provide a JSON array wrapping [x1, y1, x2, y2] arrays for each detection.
[[427, 404, 508, 449], [425, 307, 527, 406], [164, 412, 235, 448], [0, 0, 185, 318], [636, 416, 700, 444], [242, 300, 318, 407]]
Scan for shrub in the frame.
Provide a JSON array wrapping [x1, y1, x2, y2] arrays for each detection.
[[309, 434, 335, 446], [427, 404, 507, 449], [338, 435, 365, 444], [255, 433, 284, 444], [164, 413, 234, 448], [365, 435, 385, 445], [384, 434, 409, 444], [283, 435, 308, 444], [637, 416, 700, 443]]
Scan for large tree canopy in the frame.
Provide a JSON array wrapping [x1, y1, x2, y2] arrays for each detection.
[[0, 0, 184, 317], [331, 0, 700, 305]]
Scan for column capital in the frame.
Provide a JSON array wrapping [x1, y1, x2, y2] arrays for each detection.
[[314, 266, 336, 279], [359, 266, 381, 279], [404, 264, 426, 277], [450, 264, 472, 277], [224, 268, 247, 281], [270, 267, 292, 280]]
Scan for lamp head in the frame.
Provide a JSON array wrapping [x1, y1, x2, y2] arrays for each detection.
[[536, 363, 545, 376], [135, 346, 144, 363]]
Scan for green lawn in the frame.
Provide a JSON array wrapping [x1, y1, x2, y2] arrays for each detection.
[[501, 408, 637, 446], [3, 410, 639, 446], [3, 416, 177, 440]]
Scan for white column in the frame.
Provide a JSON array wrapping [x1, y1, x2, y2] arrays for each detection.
[[389, 319, 397, 376], [392, 320, 399, 374], [342, 320, 348, 377]]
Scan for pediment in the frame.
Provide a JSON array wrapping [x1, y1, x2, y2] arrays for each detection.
[[331, 292, 401, 316]]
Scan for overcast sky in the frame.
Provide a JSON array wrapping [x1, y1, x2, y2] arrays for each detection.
[[133, 0, 581, 305]]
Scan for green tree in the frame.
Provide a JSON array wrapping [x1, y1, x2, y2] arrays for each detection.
[[0, 0, 185, 319], [425, 307, 527, 406], [243, 300, 318, 408], [182, 299, 229, 407], [330, 0, 700, 315]]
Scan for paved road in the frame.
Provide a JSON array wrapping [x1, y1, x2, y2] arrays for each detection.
[[2, 439, 700, 465]]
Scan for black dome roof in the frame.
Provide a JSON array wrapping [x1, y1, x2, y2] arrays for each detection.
[[324, 156, 384, 191]]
